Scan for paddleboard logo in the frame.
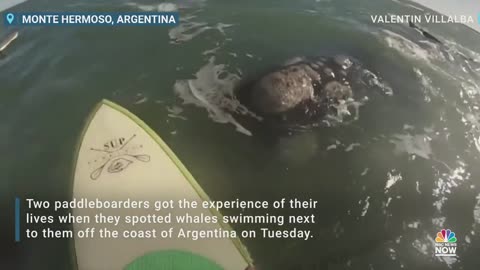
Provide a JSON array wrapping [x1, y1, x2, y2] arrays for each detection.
[[434, 229, 457, 257], [89, 134, 150, 180]]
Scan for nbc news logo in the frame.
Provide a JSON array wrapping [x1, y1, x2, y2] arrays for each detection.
[[434, 229, 457, 257]]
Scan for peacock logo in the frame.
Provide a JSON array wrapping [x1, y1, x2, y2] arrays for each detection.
[[434, 229, 457, 257], [435, 229, 457, 243]]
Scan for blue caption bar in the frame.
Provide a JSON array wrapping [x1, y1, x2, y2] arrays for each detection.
[[4, 12, 179, 26], [15, 197, 20, 242]]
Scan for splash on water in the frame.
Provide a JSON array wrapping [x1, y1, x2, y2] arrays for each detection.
[[390, 133, 432, 159], [174, 57, 259, 136], [381, 29, 445, 62], [407, 220, 420, 228], [168, 15, 234, 44], [133, 93, 148, 104], [361, 69, 394, 96], [345, 143, 361, 152], [385, 170, 403, 193], [360, 195, 371, 217], [413, 68, 441, 102], [474, 194, 480, 226], [125, 2, 178, 12], [167, 105, 187, 120]]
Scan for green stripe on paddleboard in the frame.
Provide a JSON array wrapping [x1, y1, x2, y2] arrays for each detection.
[[125, 250, 224, 270]]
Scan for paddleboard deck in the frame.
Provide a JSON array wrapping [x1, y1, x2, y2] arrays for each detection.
[[72, 100, 253, 270], [0, 31, 18, 53]]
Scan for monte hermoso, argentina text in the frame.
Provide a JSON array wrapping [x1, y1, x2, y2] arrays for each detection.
[[18, 13, 178, 25]]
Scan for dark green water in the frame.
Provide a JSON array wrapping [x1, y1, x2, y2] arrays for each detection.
[[2, 0, 480, 269]]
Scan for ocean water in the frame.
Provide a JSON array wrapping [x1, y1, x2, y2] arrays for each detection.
[[1, 0, 480, 269]]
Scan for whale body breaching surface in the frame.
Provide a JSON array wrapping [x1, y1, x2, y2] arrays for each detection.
[[234, 55, 393, 129]]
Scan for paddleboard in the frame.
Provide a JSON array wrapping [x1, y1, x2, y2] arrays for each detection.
[[72, 99, 253, 270], [0, 31, 18, 53]]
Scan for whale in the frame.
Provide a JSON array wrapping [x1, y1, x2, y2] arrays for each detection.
[[234, 54, 391, 130]]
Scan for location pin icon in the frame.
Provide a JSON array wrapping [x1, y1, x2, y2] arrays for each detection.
[[6, 13, 15, 25]]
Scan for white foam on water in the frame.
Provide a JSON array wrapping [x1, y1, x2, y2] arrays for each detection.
[[385, 170, 403, 192], [399, 32, 480, 104], [169, 20, 211, 43], [334, 100, 351, 117], [283, 56, 306, 66], [156, 2, 178, 11], [345, 143, 361, 152], [168, 14, 234, 44], [167, 114, 187, 120], [465, 235, 471, 244], [412, 239, 429, 256], [474, 136, 480, 153], [215, 23, 233, 35], [126, 0, 209, 11], [326, 144, 337, 151], [360, 69, 394, 96], [380, 29, 445, 62], [326, 97, 369, 124], [125, 2, 179, 12], [431, 160, 469, 213], [333, 221, 344, 239], [474, 193, 480, 225], [166, 105, 187, 120], [360, 196, 370, 217], [413, 68, 441, 102], [390, 133, 432, 159], [388, 248, 397, 261], [460, 81, 480, 100], [407, 221, 420, 228], [395, 235, 402, 244], [327, 141, 342, 150], [202, 45, 222, 56], [432, 217, 445, 228], [133, 93, 148, 104], [174, 57, 259, 136], [443, 39, 480, 63], [167, 105, 183, 114], [172, 22, 233, 44]]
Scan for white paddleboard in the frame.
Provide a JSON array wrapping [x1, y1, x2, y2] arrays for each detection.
[[72, 99, 253, 270], [0, 31, 18, 53]]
